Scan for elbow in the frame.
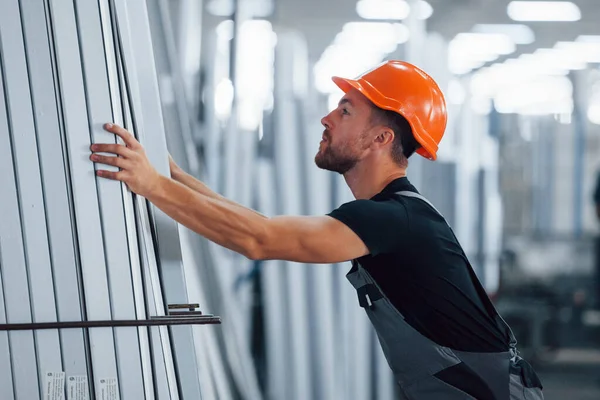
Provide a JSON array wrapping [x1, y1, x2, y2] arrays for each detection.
[[244, 240, 278, 261], [243, 241, 265, 261], [242, 228, 271, 261]]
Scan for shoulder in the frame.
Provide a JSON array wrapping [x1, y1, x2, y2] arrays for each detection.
[[327, 197, 410, 257]]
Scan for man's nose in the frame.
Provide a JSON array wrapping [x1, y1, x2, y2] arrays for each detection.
[[321, 113, 332, 130]]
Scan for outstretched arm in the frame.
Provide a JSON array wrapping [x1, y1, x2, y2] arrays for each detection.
[[90, 124, 369, 263]]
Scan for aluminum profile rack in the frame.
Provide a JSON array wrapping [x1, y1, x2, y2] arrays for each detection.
[[0, 0, 220, 399]]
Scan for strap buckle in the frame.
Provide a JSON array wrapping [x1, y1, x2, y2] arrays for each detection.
[[357, 284, 383, 309]]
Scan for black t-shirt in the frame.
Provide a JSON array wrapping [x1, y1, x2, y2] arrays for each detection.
[[328, 177, 508, 352]]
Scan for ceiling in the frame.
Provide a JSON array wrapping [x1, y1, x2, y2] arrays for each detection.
[[271, 0, 600, 63]]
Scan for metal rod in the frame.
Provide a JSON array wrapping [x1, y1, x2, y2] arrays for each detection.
[[0, 316, 221, 331]]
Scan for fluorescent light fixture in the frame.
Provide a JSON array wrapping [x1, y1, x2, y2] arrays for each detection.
[[554, 41, 600, 63], [577, 35, 600, 43], [455, 33, 515, 55], [533, 48, 587, 70], [472, 24, 535, 45], [472, 67, 574, 115], [448, 33, 515, 74], [335, 22, 409, 52], [507, 1, 581, 22], [415, 1, 434, 20], [356, 0, 410, 20]]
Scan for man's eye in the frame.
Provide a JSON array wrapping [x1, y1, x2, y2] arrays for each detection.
[[342, 108, 350, 115]]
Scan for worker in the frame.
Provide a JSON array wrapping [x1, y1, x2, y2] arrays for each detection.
[[90, 60, 543, 399]]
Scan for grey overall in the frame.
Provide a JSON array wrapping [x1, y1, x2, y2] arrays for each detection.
[[346, 191, 543, 399]]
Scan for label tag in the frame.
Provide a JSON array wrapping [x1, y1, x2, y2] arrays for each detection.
[[97, 377, 119, 400], [44, 371, 65, 400], [67, 376, 89, 400]]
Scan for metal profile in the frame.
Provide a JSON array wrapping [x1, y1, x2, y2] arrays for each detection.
[[273, 36, 313, 400], [112, 7, 178, 396], [73, 0, 148, 397], [5, 1, 67, 392], [23, 0, 92, 385], [47, 0, 120, 396], [0, 62, 18, 400], [0, 2, 55, 398], [114, 0, 205, 398]]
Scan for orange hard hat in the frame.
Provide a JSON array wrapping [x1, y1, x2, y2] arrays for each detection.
[[332, 60, 447, 160]]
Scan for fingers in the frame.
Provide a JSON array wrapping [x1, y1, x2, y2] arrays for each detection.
[[90, 142, 137, 158], [96, 169, 125, 181], [90, 153, 131, 170], [103, 123, 141, 149]]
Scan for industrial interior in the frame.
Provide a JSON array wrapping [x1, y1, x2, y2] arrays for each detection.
[[0, 0, 600, 399]]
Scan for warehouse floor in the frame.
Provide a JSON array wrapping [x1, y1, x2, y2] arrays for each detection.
[[537, 348, 600, 400]]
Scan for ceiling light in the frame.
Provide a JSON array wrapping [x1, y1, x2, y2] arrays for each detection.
[[455, 33, 515, 55], [472, 24, 535, 45], [356, 0, 410, 20], [335, 22, 410, 51], [507, 1, 581, 22], [448, 33, 516, 74], [577, 35, 600, 43], [533, 48, 587, 70], [554, 41, 600, 64]]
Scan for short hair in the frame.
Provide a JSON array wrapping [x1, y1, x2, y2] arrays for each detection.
[[370, 106, 420, 167]]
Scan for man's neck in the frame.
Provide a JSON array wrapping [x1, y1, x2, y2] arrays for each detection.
[[343, 162, 407, 200]]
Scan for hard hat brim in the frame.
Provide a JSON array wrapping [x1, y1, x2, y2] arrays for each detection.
[[331, 76, 437, 161]]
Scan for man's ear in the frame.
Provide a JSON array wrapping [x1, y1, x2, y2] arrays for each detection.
[[374, 128, 394, 146]]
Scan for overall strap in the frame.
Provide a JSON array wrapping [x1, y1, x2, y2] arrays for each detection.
[[395, 191, 517, 349]]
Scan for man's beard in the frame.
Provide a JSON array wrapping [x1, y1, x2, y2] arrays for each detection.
[[314, 135, 359, 175]]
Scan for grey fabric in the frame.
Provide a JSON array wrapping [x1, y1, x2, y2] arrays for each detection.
[[344, 190, 544, 399], [347, 264, 461, 386], [453, 350, 510, 399], [404, 375, 477, 399], [510, 373, 544, 400]]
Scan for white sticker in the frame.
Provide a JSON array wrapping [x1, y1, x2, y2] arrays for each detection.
[[67, 376, 89, 400], [44, 371, 65, 400], [97, 377, 119, 400]]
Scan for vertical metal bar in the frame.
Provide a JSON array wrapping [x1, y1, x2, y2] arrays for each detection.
[[112, 0, 182, 397], [0, 152, 15, 399], [572, 72, 586, 237], [136, 203, 176, 400], [0, 1, 64, 397], [20, 0, 91, 385], [273, 35, 313, 400], [114, 0, 205, 398], [73, 0, 148, 397], [47, 0, 120, 394], [178, 230, 231, 400], [0, 49, 40, 400], [101, 0, 156, 397], [256, 160, 290, 400], [117, 58, 165, 399]]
